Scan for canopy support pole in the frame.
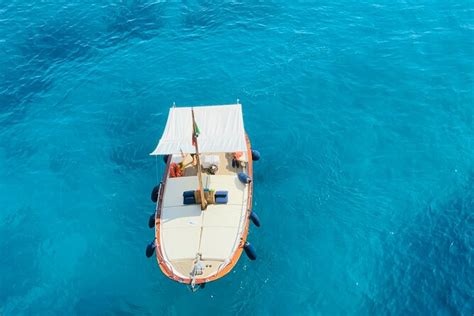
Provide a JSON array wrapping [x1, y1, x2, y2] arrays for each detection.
[[192, 108, 207, 211]]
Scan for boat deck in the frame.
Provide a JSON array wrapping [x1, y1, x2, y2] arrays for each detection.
[[159, 153, 249, 280], [174, 152, 244, 177]]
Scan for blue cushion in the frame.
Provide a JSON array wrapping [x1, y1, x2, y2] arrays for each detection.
[[216, 196, 228, 204], [183, 196, 196, 205], [183, 190, 195, 197], [215, 191, 228, 197]]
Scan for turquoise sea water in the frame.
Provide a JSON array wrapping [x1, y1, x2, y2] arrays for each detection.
[[1, 1, 473, 315]]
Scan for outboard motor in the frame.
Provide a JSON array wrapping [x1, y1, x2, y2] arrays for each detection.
[[243, 241, 257, 260], [238, 172, 252, 184], [251, 149, 261, 161], [250, 211, 261, 227], [146, 241, 156, 258], [148, 213, 155, 228]]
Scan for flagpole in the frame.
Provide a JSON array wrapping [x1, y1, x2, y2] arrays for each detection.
[[192, 108, 207, 210]]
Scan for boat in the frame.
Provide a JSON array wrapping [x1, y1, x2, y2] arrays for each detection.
[[146, 102, 261, 291]]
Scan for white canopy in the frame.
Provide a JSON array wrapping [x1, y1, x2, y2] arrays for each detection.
[[150, 104, 247, 155]]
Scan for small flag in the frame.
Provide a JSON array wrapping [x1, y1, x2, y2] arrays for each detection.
[[191, 108, 200, 147], [192, 121, 200, 146], [193, 123, 200, 138]]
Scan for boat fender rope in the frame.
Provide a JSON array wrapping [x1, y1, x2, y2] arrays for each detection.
[[148, 213, 155, 228], [151, 185, 160, 203], [238, 172, 252, 184], [243, 241, 257, 260], [251, 149, 261, 161], [250, 211, 261, 227], [146, 240, 156, 258]]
